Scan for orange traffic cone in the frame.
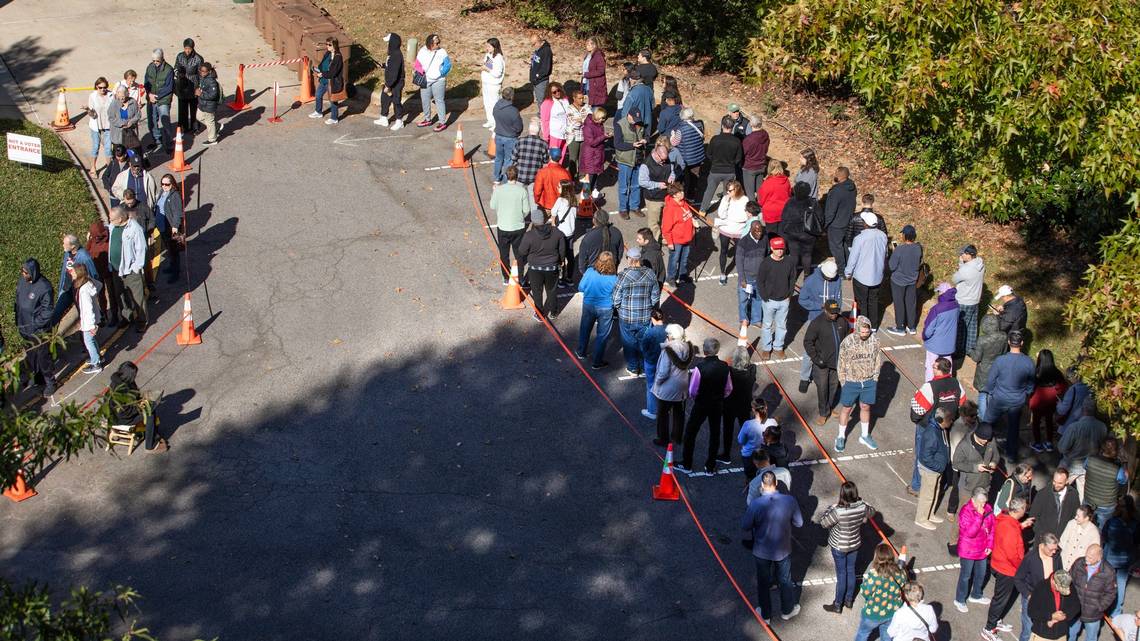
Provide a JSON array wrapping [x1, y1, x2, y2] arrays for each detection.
[[51, 90, 75, 131], [849, 299, 858, 332], [499, 261, 526, 310], [176, 292, 202, 345], [169, 127, 190, 171], [227, 64, 247, 111], [296, 56, 315, 104], [3, 470, 37, 503], [737, 321, 749, 347], [448, 124, 471, 169], [897, 544, 908, 568], [652, 443, 681, 501], [486, 132, 496, 159]]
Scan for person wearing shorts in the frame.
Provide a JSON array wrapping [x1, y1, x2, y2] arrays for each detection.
[[835, 315, 881, 452]]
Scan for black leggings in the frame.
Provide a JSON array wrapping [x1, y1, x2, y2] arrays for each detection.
[[657, 399, 686, 444], [380, 82, 405, 119], [528, 268, 559, 317], [718, 234, 736, 275]]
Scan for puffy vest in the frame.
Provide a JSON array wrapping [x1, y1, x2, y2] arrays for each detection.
[[641, 156, 670, 201], [1083, 455, 1121, 509]]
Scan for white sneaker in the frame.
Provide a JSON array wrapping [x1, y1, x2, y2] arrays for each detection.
[[325, 118, 339, 125], [390, 119, 405, 131], [968, 596, 991, 605], [641, 409, 657, 420], [994, 621, 1013, 633], [591, 188, 601, 199], [980, 629, 999, 641], [953, 600, 968, 613], [754, 608, 771, 626], [374, 116, 389, 127], [308, 111, 322, 119], [482, 121, 494, 128], [780, 604, 801, 620]]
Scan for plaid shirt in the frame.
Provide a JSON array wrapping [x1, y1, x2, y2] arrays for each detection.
[[511, 135, 549, 185], [612, 267, 660, 325]]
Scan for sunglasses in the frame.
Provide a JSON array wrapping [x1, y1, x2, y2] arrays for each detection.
[[161, 182, 173, 186], [97, 85, 109, 90]]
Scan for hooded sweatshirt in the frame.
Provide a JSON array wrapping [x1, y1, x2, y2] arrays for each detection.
[[653, 339, 695, 402], [517, 222, 566, 268], [969, 314, 1006, 390], [823, 178, 856, 230], [15, 258, 54, 338], [757, 174, 792, 225], [952, 256, 985, 306], [799, 266, 843, 318], [779, 181, 821, 253], [922, 287, 960, 355], [383, 34, 405, 89], [838, 317, 882, 382]]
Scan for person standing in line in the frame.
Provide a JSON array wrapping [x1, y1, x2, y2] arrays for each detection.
[[1084, 438, 1127, 531], [511, 118, 550, 210], [823, 166, 857, 273], [107, 86, 142, 161], [795, 148, 820, 200], [477, 38, 505, 130], [53, 234, 99, 326], [675, 108, 706, 199], [577, 209, 624, 279], [995, 463, 1036, 516], [756, 236, 797, 360], [1069, 544, 1116, 641], [721, 346, 756, 465], [797, 258, 843, 393], [985, 329, 1036, 460], [154, 173, 183, 285], [564, 90, 589, 177], [613, 108, 647, 220], [194, 63, 221, 145], [539, 82, 571, 158], [15, 259, 57, 397], [1057, 367, 1093, 434], [1103, 501, 1138, 616], [757, 159, 792, 228], [855, 543, 908, 641], [779, 180, 822, 278], [886, 582, 940, 641], [885, 225, 923, 336], [804, 299, 849, 426], [741, 471, 803, 624], [143, 49, 174, 153], [1015, 533, 1064, 641], [737, 399, 775, 482], [550, 180, 579, 285], [845, 211, 889, 331], [735, 219, 767, 340], [848, 193, 888, 245], [611, 247, 659, 377], [311, 37, 347, 125], [835, 315, 882, 452], [699, 116, 744, 216], [489, 165, 530, 284], [635, 228, 665, 287], [109, 206, 148, 334], [174, 38, 203, 136], [1026, 570, 1080, 641], [373, 33, 407, 130], [745, 447, 792, 501], [102, 146, 130, 207], [922, 282, 960, 380], [579, 108, 608, 197], [1059, 506, 1103, 572], [1030, 469, 1081, 543], [491, 87, 523, 185], [413, 34, 450, 132], [638, 138, 676, 241], [914, 407, 953, 530], [1058, 398, 1108, 484], [635, 49, 658, 98], [639, 310, 668, 420], [581, 37, 607, 110], [85, 77, 113, 174], [518, 209, 565, 322], [971, 314, 1007, 418], [953, 244, 985, 354], [954, 486, 996, 613], [651, 323, 694, 446], [711, 181, 752, 286], [71, 264, 103, 374], [660, 183, 695, 286], [575, 251, 618, 369], [741, 116, 770, 200], [677, 338, 732, 476], [528, 33, 552, 107], [656, 91, 683, 141], [619, 70, 654, 135], [819, 481, 874, 614], [983, 497, 1034, 641], [994, 284, 1029, 336], [951, 420, 999, 508], [533, 148, 572, 211], [1029, 349, 1068, 453], [86, 219, 112, 321]]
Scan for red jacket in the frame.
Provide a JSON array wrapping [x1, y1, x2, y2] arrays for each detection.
[[991, 513, 1026, 576], [533, 162, 572, 211], [757, 174, 791, 225], [661, 197, 695, 246]]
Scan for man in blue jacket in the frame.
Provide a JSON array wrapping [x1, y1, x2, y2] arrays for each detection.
[[528, 34, 552, 106], [618, 70, 654, 136], [985, 330, 1036, 460], [914, 407, 953, 530], [742, 471, 804, 623], [797, 258, 842, 392]]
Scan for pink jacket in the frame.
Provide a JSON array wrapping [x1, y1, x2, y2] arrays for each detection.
[[957, 502, 995, 561]]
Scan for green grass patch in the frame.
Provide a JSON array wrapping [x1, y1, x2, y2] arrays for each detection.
[[0, 119, 99, 342]]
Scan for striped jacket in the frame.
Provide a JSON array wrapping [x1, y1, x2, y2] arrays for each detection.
[[819, 499, 874, 553]]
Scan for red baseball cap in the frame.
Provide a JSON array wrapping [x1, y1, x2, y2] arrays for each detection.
[[769, 236, 786, 250]]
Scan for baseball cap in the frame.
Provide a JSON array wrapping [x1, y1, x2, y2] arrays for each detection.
[[960, 244, 978, 257], [727, 103, 741, 113], [769, 236, 786, 250], [549, 147, 562, 160], [994, 284, 1013, 300], [626, 108, 642, 122], [860, 211, 878, 227], [974, 423, 994, 441], [823, 299, 841, 314], [626, 246, 642, 260], [820, 259, 838, 279]]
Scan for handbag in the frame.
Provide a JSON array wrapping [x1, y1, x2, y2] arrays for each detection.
[[330, 86, 348, 102], [121, 125, 141, 150]]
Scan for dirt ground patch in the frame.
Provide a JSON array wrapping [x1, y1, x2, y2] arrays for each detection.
[[319, 0, 1082, 364]]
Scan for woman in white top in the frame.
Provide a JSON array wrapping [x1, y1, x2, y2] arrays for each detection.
[[564, 89, 591, 176], [86, 77, 113, 174], [72, 264, 103, 374], [886, 581, 939, 641], [544, 83, 571, 163], [415, 34, 452, 132], [712, 180, 751, 285], [478, 38, 505, 129]]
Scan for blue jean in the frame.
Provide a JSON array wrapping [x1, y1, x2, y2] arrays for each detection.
[[978, 391, 990, 424], [832, 548, 857, 605], [643, 355, 658, 415], [89, 129, 111, 157], [419, 78, 447, 123], [1095, 505, 1115, 532], [910, 426, 924, 492], [738, 282, 762, 325], [315, 79, 339, 120], [1019, 595, 1031, 641], [82, 329, 100, 366], [1108, 559, 1129, 615], [494, 135, 517, 183], [987, 397, 1024, 459], [578, 305, 613, 368], [854, 614, 892, 641], [667, 243, 690, 281], [617, 163, 640, 212], [618, 320, 646, 372], [754, 555, 796, 620], [1068, 619, 1101, 641], [956, 557, 988, 603], [760, 298, 789, 352], [147, 102, 171, 148]]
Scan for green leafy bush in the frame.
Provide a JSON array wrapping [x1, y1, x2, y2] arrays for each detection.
[[1066, 218, 1140, 437], [750, 0, 1140, 231]]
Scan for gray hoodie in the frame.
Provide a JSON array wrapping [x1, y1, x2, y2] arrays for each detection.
[[652, 339, 694, 402], [952, 256, 985, 305]]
